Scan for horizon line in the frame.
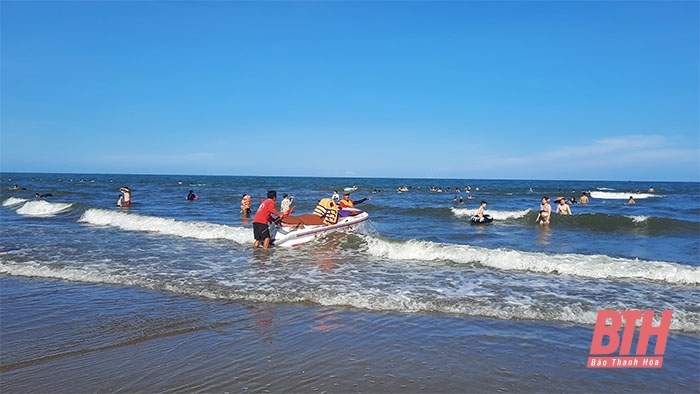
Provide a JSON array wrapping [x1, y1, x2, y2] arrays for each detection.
[[1, 170, 696, 184]]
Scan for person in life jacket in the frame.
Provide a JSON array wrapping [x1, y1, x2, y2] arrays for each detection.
[[241, 194, 252, 215], [338, 193, 371, 209]]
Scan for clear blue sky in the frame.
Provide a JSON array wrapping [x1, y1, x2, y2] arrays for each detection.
[[2, 1, 698, 181]]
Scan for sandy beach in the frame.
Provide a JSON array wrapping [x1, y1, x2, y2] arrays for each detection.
[[2, 276, 698, 393]]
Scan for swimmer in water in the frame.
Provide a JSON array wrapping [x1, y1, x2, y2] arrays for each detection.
[[119, 187, 131, 207], [556, 198, 572, 215], [537, 196, 552, 224]]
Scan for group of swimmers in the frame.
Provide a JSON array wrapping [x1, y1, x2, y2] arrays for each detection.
[[108, 181, 653, 242], [12, 184, 52, 199], [624, 186, 655, 205], [535, 192, 591, 224], [116, 186, 200, 206], [536, 196, 559, 225], [443, 187, 647, 226], [428, 185, 480, 193]]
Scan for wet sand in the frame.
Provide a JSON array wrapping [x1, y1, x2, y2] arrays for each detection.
[[1, 276, 698, 393]]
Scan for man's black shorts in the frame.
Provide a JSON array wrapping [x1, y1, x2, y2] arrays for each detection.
[[253, 222, 270, 241]]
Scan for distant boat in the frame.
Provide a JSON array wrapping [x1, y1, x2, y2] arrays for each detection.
[[344, 185, 357, 192]]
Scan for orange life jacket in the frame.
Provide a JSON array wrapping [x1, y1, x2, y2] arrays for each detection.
[[339, 198, 354, 208], [313, 198, 339, 225]]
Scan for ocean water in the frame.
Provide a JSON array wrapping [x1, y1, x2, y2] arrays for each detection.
[[1, 173, 699, 392]]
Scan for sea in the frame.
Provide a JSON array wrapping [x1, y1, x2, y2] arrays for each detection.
[[1, 173, 698, 393]]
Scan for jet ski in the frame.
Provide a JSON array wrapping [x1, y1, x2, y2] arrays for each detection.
[[470, 214, 493, 224], [270, 199, 369, 247]]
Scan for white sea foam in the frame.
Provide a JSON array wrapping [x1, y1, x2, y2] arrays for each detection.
[[596, 187, 616, 191], [16, 200, 73, 217], [2, 259, 697, 333], [450, 207, 532, 220], [363, 237, 700, 286], [589, 191, 660, 200], [79, 209, 251, 243], [0, 260, 132, 287], [309, 293, 614, 330], [2, 197, 28, 207], [627, 215, 649, 223]]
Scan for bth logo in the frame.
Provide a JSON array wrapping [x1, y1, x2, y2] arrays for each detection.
[[588, 310, 672, 369]]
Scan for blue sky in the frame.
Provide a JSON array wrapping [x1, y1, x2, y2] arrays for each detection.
[[2, 1, 698, 181]]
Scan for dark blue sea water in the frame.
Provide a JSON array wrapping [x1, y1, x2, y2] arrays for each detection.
[[1, 173, 698, 392]]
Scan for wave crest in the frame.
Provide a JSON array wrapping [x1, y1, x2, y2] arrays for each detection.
[[363, 237, 700, 286], [2, 197, 28, 207], [16, 201, 73, 217], [450, 207, 532, 220], [589, 191, 660, 200], [79, 209, 251, 243]]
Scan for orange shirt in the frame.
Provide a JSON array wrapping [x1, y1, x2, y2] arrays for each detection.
[[253, 199, 281, 224]]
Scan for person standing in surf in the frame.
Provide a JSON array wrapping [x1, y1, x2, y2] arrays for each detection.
[[241, 194, 252, 215], [253, 190, 285, 249], [476, 200, 488, 221], [556, 198, 572, 215], [119, 187, 131, 207], [281, 193, 294, 215], [537, 196, 551, 224], [579, 192, 589, 205]]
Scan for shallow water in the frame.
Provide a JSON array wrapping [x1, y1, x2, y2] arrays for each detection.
[[2, 276, 698, 393], [1, 173, 699, 391]]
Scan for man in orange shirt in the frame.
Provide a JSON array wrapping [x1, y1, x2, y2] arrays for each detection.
[[253, 190, 285, 249]]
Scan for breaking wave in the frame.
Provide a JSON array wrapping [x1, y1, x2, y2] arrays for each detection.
[[588, 191, 661, 200], [362, 236, 700, 286], [78, 209, 251, 244], [15, 201, 74, 217], [450, 207, 698, 234], [1, 258, 697, 333], [2, 197, 28, 207], [450, 207, 532, 220]]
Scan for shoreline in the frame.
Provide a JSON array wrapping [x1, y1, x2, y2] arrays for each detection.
[[2, 276, 698, 393]]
